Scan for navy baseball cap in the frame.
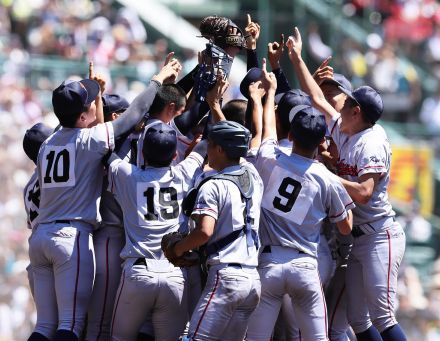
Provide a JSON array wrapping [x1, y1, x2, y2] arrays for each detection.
[[23, 123, 53, 164], [240, 67, 263, 99], [339, 85, 383, 124], [102, 94, 129, 118], [322, 73, 352, 91], [143, 122, 177, 165], [277, 89, 311, 128], [52, 79, 100, 118], [290, 106, 326, 149]]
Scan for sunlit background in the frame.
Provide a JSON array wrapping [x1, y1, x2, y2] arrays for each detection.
[[1, 0, 440, 339]]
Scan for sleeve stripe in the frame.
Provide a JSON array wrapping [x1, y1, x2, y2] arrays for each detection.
[[329, 201, 354, 219], [193, 207, 217, 214], [329, 210, 346, 219], [358, 165, 385, 172]]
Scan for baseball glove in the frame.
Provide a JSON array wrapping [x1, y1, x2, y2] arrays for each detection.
[[161, 232, 200, 267]]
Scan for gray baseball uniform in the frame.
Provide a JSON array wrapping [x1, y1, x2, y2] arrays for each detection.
[[29, 122, 114, 339], [274, 137, 337, 340], [186, 161, 263, 341], [108, 146, 205, 341], [329, 114, 406, 334], [246, 138, 355, 341]]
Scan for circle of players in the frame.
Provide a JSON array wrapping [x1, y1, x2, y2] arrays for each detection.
[[22, 14, 408, 341]]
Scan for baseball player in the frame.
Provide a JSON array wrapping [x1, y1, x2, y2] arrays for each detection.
[[288, 27, 407, 341], [23, 123, 54, 231], [86, 94, 130, 341], [246, 62, 354, 341], [107, 121, 206, 341], [164, 119, 263, 341], [317, 70, 356, 341], [135, 83, 187, 166], [27, 60, 180, 341], [23, 123, 54, 299]]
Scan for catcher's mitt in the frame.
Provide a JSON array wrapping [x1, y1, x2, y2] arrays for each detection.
[[161, 232, 200, 267]]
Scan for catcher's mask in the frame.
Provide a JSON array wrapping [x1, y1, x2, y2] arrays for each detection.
[[193, 43, 233, 103]]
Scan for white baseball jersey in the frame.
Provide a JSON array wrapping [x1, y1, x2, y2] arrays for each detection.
[[36, 123, 115, 226], [108, 150, 204, 260], [191, 162, 264, 267], [329, 114, 395, 226], [255, 139, 355, 257], [277, 138, 293, 155], [23, 169, 40, 229]]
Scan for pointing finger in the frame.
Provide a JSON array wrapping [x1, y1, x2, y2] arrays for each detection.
[[247, 13, 252, 25]]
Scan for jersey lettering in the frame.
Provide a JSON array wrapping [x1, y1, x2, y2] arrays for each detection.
[[261, 165, 318, 225], [273, 177, 302, 213], [141, 186, 179, 222], [41, 144, 76, 188]]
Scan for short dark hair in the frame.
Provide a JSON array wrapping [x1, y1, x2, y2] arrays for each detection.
[[58, 104, 89, 128], [145, 155, 174, 168], [222, 99, 247, 126], [149, 84, 186, 116]]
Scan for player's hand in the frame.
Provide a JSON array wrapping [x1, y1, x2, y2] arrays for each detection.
[[267, 34, 284, 70], [89, 61, 106, 95], [286, 26, 302, 61], [206, 70, 229, 108], [164, 51, 175, 66], [312, 56, 334, 85], [153, 58, 182, 84], [245, 13, 260, 50], [249, 80, 265, 101], [260, 58, 277, 92]]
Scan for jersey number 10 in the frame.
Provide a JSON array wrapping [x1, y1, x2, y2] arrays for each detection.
[[44, 149, 70, 183]]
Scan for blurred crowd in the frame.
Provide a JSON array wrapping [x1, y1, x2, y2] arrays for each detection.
[[0, 0, 440, 339]]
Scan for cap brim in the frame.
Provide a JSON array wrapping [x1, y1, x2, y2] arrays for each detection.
[[80, 79, 100, 105], [338, 86, 360, 105], [322, 78, 344, 88]]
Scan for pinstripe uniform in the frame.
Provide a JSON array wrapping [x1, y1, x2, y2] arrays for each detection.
[[329, 114, 406, 334]]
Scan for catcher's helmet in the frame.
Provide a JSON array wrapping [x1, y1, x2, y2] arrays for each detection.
[[208, 120, 250, 159], [142, 122, 177, 165]]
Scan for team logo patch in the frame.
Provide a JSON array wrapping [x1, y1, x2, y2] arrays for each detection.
[[336, 159, 358, 176]]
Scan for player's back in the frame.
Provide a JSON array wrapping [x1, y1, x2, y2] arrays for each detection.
[[37, 123, 114, 226], [257, 139, 351, 257], [109, 151, 203, 260]]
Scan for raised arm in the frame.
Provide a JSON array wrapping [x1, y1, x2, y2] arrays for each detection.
[[267, 34, 291, 94], [286, 27, 338, 126], [111, 59, 182, 138], [248, 80, 265, 149], [205, 72, 229, 123], [260, 59, 278, 141], [89, 61, 105, 126], [245, 13, 261, 70]]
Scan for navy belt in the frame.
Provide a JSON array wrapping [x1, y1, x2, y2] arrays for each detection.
[[351, 225, 365, 238], [261, 245, 305, 254], [55, 220, 71, 224], [134, 258, 146, 266]]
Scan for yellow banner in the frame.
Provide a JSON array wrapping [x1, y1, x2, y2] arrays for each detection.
[[389, 145, 433, 216]]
